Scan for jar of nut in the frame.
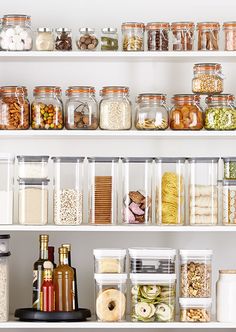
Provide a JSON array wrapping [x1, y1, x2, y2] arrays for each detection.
[[0, 86, 30, 130], [55, 28, 72, 51], [179, 298, 212, 322], [146, 22, 170, 51], [122, 22, 145, 51], [192, 63, 224, 94], [76, 28, 98, 51], [171, 22, 194, 51], [65, 86, 99, 130], [31, 86, 64, 130], [197, 22, 220, 51]]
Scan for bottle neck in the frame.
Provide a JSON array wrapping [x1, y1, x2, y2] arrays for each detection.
[[59, 253, 69, 266], [67, 251, 72, 266], [40, 241, 48, 260]]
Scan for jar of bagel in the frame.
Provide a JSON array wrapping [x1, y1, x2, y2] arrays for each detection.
[[94, 274, 127, 322]]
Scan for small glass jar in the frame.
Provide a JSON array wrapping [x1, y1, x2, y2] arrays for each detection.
[[155, 158, 186, 225], [122, 22, 145, 51], [146, 22, 170, 51], [217, 270, 236, 322], [35, 27, 54, 51], [180, 249, 212, 298], [224, 22, 236, 51], [170, 94, 203, 130], [0, 14, 33, 51], [192, 63, 224, 94], [130, 273, 176, 322], [99, 86, 132, 130], [197, 22, 220, 51], [180, 298, 212, 322], [17, 155, 49, 179], [223, 157, 236, 179], [93, 249, 126, 273], [0, 156, 14, 225], [76, 28, 98, 51], [65, 86, 99, 130], [135, 93, 168, 130], [95, 273, 127, 322], [101, 28, 118, 51], [222, 180, 236, 225], [205, 94, 236, 130], [55, 28, 72, 51], [0, 86, 30, 130], [171, 22, 194, 51], [0, 250, 10, 322], [0, 235, 10, 253], [31, 86, 64, 130]]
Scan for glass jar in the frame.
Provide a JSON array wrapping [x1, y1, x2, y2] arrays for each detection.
[[223, 157, 236, 179], [188, 158, 219, 225], [170, 94, 203, 130], [94, 274, 127, 322], [88, 157, 119, 225], [0, 251, 10, 322], [31, 86, 64, 130], [171, 22, 194, 51], [76, 28, 98, 51], [0, 86, 30, 130], [93, 249, 126, 273], [128, 248, 176, 274], [180, 249, 212, 298], [0, 155, 14, 225], [101, 28, 118, 51], [0, 235, 10, 253], [222, 180, 236, 225], [35, 28, 54, 51], [155, 158, 186, 225], [224, 22, 236, 51], [122, 22, 145, 51], [192, 63, 224, 94], [55, 28, 72, 51], [130, 273, 176, 322], [17, 155, 49, 179], [180, 298, 212, 322], [135, 93, 168, 130], [205, 94, 236, 130], [146, 22, 170, 51], [52, 156, 84, 225], [121, 157, 153, 225], [0, 14, 33, 51], [197, 22, 220, 51], [217, 270, 236, 322], [65, 86, 99, 130], [99, 86, 132, 130], [18, 178, 49, 225]]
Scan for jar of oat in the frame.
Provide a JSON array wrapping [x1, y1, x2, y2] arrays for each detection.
[[192, 63, 223, 95], [224, 22, 236, 51], [197, 22, 220, 51], [122, 22, 145, 51], [171, 22, 194, 51], [99, 86, 132, 130], [179, 298, 212, 322]]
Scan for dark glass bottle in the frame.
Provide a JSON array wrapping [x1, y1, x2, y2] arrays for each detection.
[[48, 246, 56, 269]]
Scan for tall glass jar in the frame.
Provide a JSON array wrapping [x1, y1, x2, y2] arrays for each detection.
[[171, 22, 194, 51], [205, 94, 236, 130], [197, 22, 220, 51], [99, 86, 132, 130], [76, 28, 98, 51], [31, 86, 64, 130], [35, 28, 54, 51], [135, 93, 168, 130], [122, 22, 145, 51], [146, 22, 170, 51], [121, 157, 153, 225], [192, 63, 224, 94], [0, 155, 14, 225], [0, 14, 33, 51], [65, 86, 98, 130], [55, 28, 72, 51], [0, 86, 30, 130], [101, 28, 118, 51], [223, 22, 236, 51], [0, 249, 10, 322]]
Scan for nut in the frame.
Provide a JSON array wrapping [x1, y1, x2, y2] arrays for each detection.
[[31, 102, 64, 130], [180, 308, 210, 322]]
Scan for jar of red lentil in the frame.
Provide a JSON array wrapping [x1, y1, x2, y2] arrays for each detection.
[[171, 22, 194, 51], [197, 22, 220, 51], [223, 22, 236, 51], [146, 22, 170, 51]]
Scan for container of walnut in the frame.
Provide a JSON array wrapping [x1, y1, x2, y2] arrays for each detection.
[[179, 298, 212, 322]]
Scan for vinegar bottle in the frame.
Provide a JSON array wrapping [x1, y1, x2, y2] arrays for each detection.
[[40, 268, 55, 312]]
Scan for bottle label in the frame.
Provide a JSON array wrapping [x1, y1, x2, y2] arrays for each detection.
[[32, 268, 43, 310]]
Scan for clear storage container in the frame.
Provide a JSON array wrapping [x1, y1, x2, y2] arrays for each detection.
[[0, 250, 10, 322], [155, 158, 185, 225], [122, 22, 145, 51], [188, 158, 219, 225], [18, 178, 49, 225], [17, 155, 49, 179], [55, 28, 72, 51], [135, 93, 168, 130], [88, 157, 119, 224], [130, 273, 176, 322], [93, 249, 126, 273], [0, 235, 10, 254], [197, 22, 220, 51], [128, 248, 176, 274], [52, 156, 84, 225], [101, 28, 118, 51], [171, 22, 194, 51], [180, 249, 212, 298], [222, 180, 236, 225], [192, 63, 223, 95], [0, 155, 14, 225], [217, 270, 236, 322], [121, 158, 153, 225], [179, 298, 212, 322], [76, 28, 98, 51], [223, 157, 236, 179], [146, 22, 169, 51], [35, 28, 54, 51], [94, 273, 127, 322], [224, 22, 236, 51]]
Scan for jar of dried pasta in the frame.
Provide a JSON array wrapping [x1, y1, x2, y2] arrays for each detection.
[[171, 22, 194, 51], [122, 22, 145, 51], [223, 22, 236, 51], [197, 22, 220, 51], [192, 63, 223, 94]]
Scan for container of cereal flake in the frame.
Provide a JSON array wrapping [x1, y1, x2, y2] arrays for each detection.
[[122, 22, 145, 51], [99, 86, 132, 130], [222, 180, 236, 225], [0, 244, 10, 322], [223, 157, 236, 179], [17, 155, 49, 179], [192, 63, 223, 95], [93, 249, 126, 273], [179, 298, 212, 322]]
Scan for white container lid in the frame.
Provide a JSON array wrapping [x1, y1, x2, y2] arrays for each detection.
[[93, 248, 126, 258], [179, 298, 212, 307], [129, 247, 176, 258], [130, 273, 176, 284], [94, 273, 127, 283], [180, 249, 213, 258]]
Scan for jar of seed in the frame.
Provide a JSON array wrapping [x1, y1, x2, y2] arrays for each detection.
[[101, 28, 118, 51], [122, 22, 145, 51], [192, 63, 223, 95]]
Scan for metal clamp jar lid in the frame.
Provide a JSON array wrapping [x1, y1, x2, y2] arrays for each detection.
[[100, 86, 129, 96], [66, 86, 95, 96], [146, 22, 170, 30], [197, 22, 220, 30], [205, 94, 235, 103], [122, 22, 145, 30], [193, 63, 222, 73], [33, 86, 62, 96], [2, 14, 31, 24], [1, 85, 28, 96], [171, 94, 200, 104], [171, 22, 194, 30], [137, 93, 167, 102]]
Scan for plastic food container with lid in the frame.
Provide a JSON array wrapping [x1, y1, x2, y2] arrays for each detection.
[[146, 22, 170, 51], [222, 180, 236, 225], [192, 63, 223, 95], [197, 22, 220, 51], [128, 248, 176, 274], [0, 243, 11, 322], [223, 157, 236, 179], [0, 155, 14, 225], [93, 249, 126, 273], [224, 22, 236, 51], [171, 22, 194, 51], [94, 273, 127, 322], [179, 298, 212, 322], [130, 273, 176, 322], [122, 22, 145, 51], [17, 155, 49, 179]]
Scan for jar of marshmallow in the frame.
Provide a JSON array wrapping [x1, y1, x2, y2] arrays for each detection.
[[0, 14, 33, 51]]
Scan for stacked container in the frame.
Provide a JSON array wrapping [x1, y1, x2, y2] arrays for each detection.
[[222, 157, 236, 225], [0, 155, 14, 225]]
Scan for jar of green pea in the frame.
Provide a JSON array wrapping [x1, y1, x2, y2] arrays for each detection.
[[223, 157, 236, 179]]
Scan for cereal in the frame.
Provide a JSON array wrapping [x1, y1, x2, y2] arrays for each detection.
[[100, 101, 131, 130], [180, 308, 210, 322]]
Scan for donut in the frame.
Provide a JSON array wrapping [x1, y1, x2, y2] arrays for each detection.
[[96, 288, 126, 321]]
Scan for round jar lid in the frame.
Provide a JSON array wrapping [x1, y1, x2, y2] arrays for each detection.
[[128, 247, 176, 258], [94, 273, 127, 283], [55, 27, 71, 33], [137, 93, 167, 102], [171, 94, 200, 103], [197, 22, 220, 29], [179, 298, 212, 307], [180, 249, 213, 257], [194, 63, 222, 71], [223, 21, 236, 28], [0, 235, 10, 239], [101, 27, 117, 33], [79, 27, 95, 34], [100, 86, 129, 96], [146, 22, 170, 30], [130, 273, 177, 283], [66, 86, 95, 95], [122, 22, 145, 29], [171, 22, 194, 30], [17, 155, 49, 162], [1, 86, 28, 95], [33, 86, 61, 95], [93, 248, 126, 258], [206, 94, 234, 103], [3, 14, 31, 21], [37, 27, 53, 32]]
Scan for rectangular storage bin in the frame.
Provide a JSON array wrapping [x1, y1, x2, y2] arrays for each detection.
[[223, 157, 236, 180], [94, 249, 126, 273], [179, 298, 212, 322], [222, 180, 236, 225], [17, 155, 49, 179], [0, 155, 14, 225]]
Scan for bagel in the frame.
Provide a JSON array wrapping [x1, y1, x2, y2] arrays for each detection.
[[96, 288, 126, 321]]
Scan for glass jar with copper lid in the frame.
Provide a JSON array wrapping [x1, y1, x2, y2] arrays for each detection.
[[170, 94, 203, 130], [99, 86, 132, 130], [31, 86, 64, 130], [65, 86, 98, 130], [171, 22, 194, 51], [135, 93, 168, 130], [122, 22, 145, 51], [0, 15, 33, 51], [197, 22, 220, 51], [0, 86, 30, 130], [223, 22, 236, 51], [192, 63, 223, 94], [146, 22, 170, 51], [205, 94, 236, 130]]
